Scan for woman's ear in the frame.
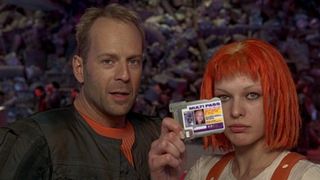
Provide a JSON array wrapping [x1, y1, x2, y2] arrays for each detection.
[[72, 55, 84, 83]]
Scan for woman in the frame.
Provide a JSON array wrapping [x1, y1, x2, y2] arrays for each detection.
[[195, 109, 205, 125], [148, 39, 320, 179]]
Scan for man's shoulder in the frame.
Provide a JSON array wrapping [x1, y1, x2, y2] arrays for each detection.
[[0, 119, 50, 179], [2, 117, 44, 140], [0, 117, 48, 161], [27, 106, 81, 136], [2, 106, 77, 138], [29, 106, 76, 122]]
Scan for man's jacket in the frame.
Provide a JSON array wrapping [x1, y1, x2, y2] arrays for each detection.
[[0, 106, 161, 180]]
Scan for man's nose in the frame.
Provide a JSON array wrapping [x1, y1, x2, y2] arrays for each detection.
[[115, 62, 130, 82]]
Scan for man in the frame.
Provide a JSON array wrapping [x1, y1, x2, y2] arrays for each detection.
[[0, 4, 161, 179]]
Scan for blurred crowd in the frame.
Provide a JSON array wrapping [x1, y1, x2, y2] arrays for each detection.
[[0, 0, 319, 153]]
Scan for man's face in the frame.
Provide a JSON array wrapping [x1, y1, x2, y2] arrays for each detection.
[[77, 17, 143, 117]]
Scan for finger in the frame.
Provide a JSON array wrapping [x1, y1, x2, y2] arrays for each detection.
[[158, 136, 182, 158], [151, 132, 185, 156], [164, 132, 185, 154], [149, 153, 182, 170], [161, 117, 183, 137], [149, 137, 181, 159]]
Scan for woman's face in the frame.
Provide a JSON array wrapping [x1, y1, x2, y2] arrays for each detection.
[[195, 110, 204, 124], [214, 75, 265, 148]]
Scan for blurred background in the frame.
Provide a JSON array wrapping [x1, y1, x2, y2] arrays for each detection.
[[0, 0, 319, 165]]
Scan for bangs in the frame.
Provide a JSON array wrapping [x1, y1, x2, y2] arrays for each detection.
[[212, 51, 260, 82]]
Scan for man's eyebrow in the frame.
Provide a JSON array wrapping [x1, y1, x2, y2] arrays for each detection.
[[96, 54, 143, 59], [96, 53, 117, 59], [128, 54, 143, 59]]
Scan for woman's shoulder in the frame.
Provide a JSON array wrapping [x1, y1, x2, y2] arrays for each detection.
[[290, 156, 320, 180]]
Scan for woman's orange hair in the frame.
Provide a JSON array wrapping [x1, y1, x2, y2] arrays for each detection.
[[201, 39, 301, 152]]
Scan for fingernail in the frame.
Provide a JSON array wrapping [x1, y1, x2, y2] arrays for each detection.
[[179, 131, 185, 139]]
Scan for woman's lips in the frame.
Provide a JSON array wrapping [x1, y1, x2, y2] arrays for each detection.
[[228, 124, 249, 133]]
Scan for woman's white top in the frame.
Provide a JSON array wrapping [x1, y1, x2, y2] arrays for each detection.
[[185, 151, 320, 180]]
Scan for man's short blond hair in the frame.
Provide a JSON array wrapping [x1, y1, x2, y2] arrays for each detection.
[[75, 3, 145, 60]]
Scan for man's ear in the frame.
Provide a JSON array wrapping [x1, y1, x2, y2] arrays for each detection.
[[72, 55, 84, 83]]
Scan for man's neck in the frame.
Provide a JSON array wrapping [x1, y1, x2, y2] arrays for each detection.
[[73, 97, 126, 128]]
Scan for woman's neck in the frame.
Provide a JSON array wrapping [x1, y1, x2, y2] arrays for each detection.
[[232, 145, 282, 180]]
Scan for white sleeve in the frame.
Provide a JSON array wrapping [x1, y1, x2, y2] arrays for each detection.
[[289, 160, 320, 180]]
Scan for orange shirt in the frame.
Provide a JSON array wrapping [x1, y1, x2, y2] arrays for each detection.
[[80, 113, 135, 166]]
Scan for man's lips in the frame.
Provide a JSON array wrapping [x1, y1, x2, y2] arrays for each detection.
[[109, 91, 130, 101], [228, 124, 249, 133]]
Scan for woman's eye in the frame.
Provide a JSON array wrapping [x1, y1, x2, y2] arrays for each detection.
[[247, 92, 260, 100], [217, 95, 230, 102]]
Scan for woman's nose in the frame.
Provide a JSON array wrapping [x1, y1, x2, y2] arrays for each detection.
[[230, 99, 245, 119]]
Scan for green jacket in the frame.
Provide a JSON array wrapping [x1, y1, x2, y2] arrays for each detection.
[[0, 106, 161, 180]]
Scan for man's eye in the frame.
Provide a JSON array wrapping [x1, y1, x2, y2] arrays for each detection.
[[128, 59, 141, 66], [102, 59, 114, 65], [247, 92, 260, 100], [217, 95, 229, 102]]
